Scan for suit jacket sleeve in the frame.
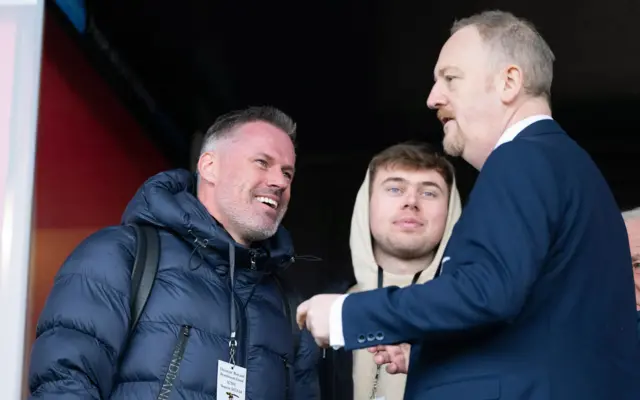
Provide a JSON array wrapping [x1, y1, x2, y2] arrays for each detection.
[[340, 140, 561, 350]]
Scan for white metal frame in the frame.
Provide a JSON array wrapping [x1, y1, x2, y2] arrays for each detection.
[[0, 0, 44, 398]]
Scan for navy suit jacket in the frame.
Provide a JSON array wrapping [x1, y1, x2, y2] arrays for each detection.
[[341, 120, 640, 399]]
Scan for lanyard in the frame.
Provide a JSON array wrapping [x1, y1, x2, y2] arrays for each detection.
[[370, 266, 421, 399], [376, 265, 421, 289]]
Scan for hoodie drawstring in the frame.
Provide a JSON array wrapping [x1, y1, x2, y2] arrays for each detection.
[[292, 254, 323, 262]]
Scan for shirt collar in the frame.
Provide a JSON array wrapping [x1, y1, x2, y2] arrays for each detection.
[[493, 115, 553, 150]]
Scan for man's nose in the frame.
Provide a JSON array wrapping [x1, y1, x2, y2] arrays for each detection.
[[403, 190, 419, 208], [267, 169, 289, 188], [426, 82, 445, 110]]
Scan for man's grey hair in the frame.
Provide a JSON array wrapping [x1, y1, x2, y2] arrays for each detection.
[[622, 207, 640, 221], [451, 10, 555, 101], [200, 106, 296, 155]]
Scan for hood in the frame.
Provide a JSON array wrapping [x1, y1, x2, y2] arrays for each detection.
[[348, 168, 462, 291], [121, 169, 295, 271]]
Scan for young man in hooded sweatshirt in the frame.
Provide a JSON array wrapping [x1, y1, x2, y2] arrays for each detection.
[[316, 142, 462, 400]]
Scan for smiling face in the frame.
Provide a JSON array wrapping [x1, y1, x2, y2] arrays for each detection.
[[198, 121, 295, 245], [369, 166, 449, 260]]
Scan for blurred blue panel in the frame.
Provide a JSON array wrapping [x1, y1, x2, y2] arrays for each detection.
[[54, 0, 86, 33]]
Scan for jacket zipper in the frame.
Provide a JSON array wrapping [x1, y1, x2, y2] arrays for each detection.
[[282, 356, 291, 399], [157, 325, 190, 400], [238, 253, 257, 367], [233, 291, 249, 368], [229, 252, 256, 369]]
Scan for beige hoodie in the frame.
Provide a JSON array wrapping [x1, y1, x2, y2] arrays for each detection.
[[348, 168, 462, 400]]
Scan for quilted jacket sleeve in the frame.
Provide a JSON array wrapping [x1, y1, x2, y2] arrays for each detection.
[[27, 226, 136, 399], [292, 327, 320, 400]]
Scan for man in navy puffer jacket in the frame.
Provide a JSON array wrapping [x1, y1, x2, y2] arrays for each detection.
[[28, 106, 320, 399]]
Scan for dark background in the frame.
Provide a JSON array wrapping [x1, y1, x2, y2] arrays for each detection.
[[51, 0, 640, 266]]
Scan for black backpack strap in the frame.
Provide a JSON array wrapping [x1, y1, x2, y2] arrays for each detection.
[[129, 224, 160, 333], [272, 274, 301, 357]]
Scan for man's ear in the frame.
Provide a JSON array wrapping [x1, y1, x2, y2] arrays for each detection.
[[197, 151, 217, 184], [499, 64, 524, 104]]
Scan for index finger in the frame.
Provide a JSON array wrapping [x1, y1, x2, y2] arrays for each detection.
[[367, 345, 385, 354], [296, 300, 309, 330]]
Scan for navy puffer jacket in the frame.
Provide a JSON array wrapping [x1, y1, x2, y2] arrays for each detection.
[[28, 169, 320, 399]]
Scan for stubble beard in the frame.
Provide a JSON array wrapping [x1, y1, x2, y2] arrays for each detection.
[[442, 129, 465, 157], [217, 190, 286, 244]]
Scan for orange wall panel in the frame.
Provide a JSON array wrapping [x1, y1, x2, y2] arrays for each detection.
[[30, 228, 97, 324]]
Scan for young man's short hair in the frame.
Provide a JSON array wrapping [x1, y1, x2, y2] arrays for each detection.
[[368, 142, 455, 189]]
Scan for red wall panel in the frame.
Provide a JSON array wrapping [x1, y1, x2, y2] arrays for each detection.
[[26, 12, 170, 351]]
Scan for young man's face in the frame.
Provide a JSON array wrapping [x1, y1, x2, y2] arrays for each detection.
[[369, 166, 449, 260]]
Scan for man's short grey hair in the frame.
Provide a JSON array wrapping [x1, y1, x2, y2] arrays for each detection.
[[622, 207, 640, 221], [451, 10, 555, 101], [200, 106, 296, 155]]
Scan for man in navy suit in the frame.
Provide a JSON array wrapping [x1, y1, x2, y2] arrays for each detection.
[[297, 10, 640, 399]]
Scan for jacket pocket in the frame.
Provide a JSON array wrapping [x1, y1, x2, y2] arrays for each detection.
[[157, 325, 191, 400]]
